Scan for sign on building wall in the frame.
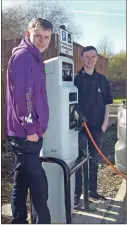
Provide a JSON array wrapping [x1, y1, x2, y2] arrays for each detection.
[[59, 28, 73, 56]]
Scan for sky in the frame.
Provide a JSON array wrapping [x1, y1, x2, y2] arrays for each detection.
[[2, 0, 126, 53]]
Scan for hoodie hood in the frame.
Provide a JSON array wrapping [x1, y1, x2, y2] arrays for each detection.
[[12, 36, 43, 63]]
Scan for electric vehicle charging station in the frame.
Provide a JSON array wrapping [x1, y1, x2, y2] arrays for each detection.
[[37, 25, 127, 225], [43, 55, 78, 223], [42, 26, 79, 224]]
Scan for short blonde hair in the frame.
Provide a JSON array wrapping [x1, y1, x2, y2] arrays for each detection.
[[28, 18, 53, 32]]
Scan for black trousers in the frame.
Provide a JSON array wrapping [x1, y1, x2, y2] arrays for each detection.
[[75, 129, 104, 199], [8, 136, 51, 224]]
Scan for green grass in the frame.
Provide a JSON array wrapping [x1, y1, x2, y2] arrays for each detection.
[[113, 99, 126, 103]]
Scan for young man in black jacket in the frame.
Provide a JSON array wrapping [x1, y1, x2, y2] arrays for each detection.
[[74, 46, 113, 208]]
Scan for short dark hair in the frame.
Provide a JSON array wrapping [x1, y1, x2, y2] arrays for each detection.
[[28, 18, 53, 31], [81, 46, 98, 56]]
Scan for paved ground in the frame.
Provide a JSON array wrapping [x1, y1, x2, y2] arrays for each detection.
[[72, 179, 126, 224], [121, 211, 127, 224], [122, 212, 127, 224], [2, 180, 126, 224], [118, 195, 127, 224]]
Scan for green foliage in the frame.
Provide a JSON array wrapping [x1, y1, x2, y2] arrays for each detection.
[[108, 52, 126, 81], [113, 99, 126, 103]]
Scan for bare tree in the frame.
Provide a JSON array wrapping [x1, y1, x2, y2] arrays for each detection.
[[2, 7, 27, 39], [97, 36, 113, 58], [2, 0, 82, 41]]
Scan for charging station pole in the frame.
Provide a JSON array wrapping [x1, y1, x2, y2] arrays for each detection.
[[42, 26, 78, 223]]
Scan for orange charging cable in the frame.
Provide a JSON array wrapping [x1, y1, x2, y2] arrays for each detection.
[[83, 122, 127, 180]]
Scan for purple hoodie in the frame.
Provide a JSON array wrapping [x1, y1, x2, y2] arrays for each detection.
[[6, 37, 49, 138]]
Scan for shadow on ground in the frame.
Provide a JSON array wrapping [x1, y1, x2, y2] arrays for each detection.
[[72, 197, 126, 224]]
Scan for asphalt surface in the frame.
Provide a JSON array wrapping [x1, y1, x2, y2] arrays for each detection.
[[121, 211, 127, 224], [120, 195, 127, 224]]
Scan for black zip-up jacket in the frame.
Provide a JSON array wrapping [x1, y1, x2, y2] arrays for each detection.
[[74, 68, 113, 130]]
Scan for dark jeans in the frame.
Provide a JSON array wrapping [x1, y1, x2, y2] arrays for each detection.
[[75, 129, 104, 199], [8, 136, 51, 224]]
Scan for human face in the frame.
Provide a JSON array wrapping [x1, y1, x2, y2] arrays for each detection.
[[29, 26, 52, 53], [82, 50, 98, 69]]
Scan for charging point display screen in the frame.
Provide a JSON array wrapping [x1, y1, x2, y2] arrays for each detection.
[[62, 62, 73, 82]]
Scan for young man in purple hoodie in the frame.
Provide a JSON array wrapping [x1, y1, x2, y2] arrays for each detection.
[[6, 18, 53, 224]]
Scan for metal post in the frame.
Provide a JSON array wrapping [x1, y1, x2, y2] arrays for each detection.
[[40, 157, 72, 224], [30, 156, 89, 223], [63, 165, 71, 223]]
